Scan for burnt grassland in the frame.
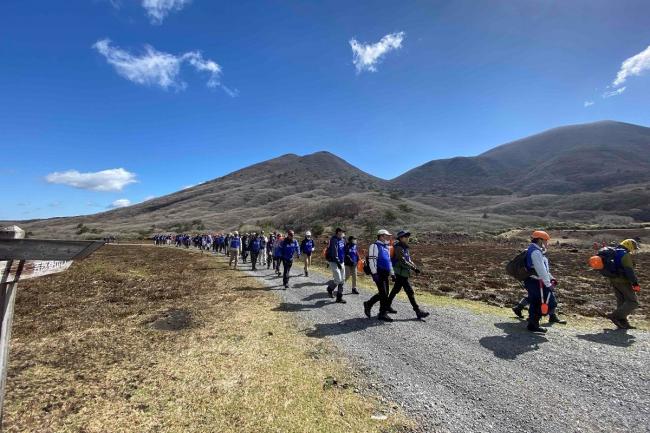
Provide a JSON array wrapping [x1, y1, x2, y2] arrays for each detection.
[[4, 245, 412, 433]]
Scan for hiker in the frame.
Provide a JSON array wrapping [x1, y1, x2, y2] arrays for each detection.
[[280, 230, 301, 289], [516, 231, 564, 333], [266, 232, 275, 269], [259, 231, 267, 267], [386, 230, 430, 319], [273, 233, 283, 276], [249, 233, 262, 271], [344, 235, 360, 295], [300, 231, 315, 276], [241, 234, 249, 263], [363, 229, 395, 321], [229, 231, 241, 269], [606, 239, 641, 329], [325, 228, 347, 303]]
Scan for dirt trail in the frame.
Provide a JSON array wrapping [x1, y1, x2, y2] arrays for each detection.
[[224, 253, 650, 433]]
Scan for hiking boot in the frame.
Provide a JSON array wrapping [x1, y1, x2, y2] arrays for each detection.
[[512, 305, 524, 319], [351, 288, 359, 295], [548, 314, 567, 325], [607, 313, 625, 329], [378, 313, 394, 322], [386, 306, 398, 314], [363, 301, 372, 318], [284, 284, 289, 290], [621, 319, 636, 330], [415, 310, 430, 320], [327, 285, 334, 298], [527, 323, 547, 333], [335, 294, 347, 304]]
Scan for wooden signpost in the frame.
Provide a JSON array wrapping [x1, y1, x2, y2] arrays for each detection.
[[0, 226, 103, 428]]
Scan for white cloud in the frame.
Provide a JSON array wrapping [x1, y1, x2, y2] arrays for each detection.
[[110, 198, 131, 208], [583, 100, 595, 107], [602, 86, 626, 98], [349, 31, 405, 73], [612, 45, 650, 87], [143, 195, 156, 201], [45, 168, 137, 192], [93, 39, 231, 94], [142, 0, 191, 25]]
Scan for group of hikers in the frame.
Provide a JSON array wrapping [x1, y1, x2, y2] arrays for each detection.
[[152, 229, 642, 331]]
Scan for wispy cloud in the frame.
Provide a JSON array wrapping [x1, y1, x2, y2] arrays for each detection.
[[142, 0, 191, 25], [602, 86, 626, 98], [349, 31, 405, 74], [612, 45, 650, 87], [93, 39, 233, 95], [110, 198, 131, 209], [45, 168, 137, 192], [583, 100, 595, 107]]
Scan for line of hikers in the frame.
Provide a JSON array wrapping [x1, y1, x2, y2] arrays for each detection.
[[153, 229, 642, 331]]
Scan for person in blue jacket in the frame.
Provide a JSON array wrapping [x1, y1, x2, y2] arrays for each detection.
[[280, 230, 301, 289], [325, 228, 347, 304], [228, 231, 241, 269], [273, 233, 284, 276], [363, 229, 395, 322], [300, 231, 315, 277], [249, 233, 262, 271], [344, 236, 360, 295]]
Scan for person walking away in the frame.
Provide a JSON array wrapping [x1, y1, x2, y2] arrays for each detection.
[[344, 236, 360, 295], [606, 239, 641, 329], [280, 230, 301, 289], [273, 233, 283, 276], [241, 234, 250, 264], [386, 231, 430, 319], [229, 231, 241, 269], [301, 231, 315, 276], [325, 228, 347, 303], [363, 229, 395, 321], [259, 231, 267, 267], [249, 233, 262, 271], [266, 233, 275, 269]]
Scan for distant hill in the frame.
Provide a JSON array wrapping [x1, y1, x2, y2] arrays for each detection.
[[391, 121, 650, 195], [7, 121, 650, 239]]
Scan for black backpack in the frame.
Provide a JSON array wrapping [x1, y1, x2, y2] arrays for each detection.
[[505, 249, 534, 281], [597, 247, 622, 278]]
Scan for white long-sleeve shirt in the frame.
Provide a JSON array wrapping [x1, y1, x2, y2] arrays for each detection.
[[529, 245, 553, 287]]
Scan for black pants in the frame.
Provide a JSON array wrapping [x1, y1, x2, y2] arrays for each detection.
[[250, 252, 259, 269], [282, 259, 293, 285], [388, 275, 420, 311], [367, 269, 391, 314], [274, 256, 281, 272]]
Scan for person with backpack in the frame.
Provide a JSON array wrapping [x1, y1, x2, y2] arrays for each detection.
[[280, 230, 301, 289], [249, 233, 262, 271], [344, 236, 360, 295], [228, 231, 241, 269], [386, 230, 430, 319], [273, 233, 284, 276], [266, 232, 275, 269], [363, 229, 395, 322], [513, 230, 563, 333], [605, 239, 641, 329], [300, 231, 315, 276], [325, 228, 347, 304]]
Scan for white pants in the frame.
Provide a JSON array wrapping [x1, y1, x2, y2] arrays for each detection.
[[329, 262, 345, 285]]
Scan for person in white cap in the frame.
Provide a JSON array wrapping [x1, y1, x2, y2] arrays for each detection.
[[228, 231, 241, 269], [300, 230, 316, 276], [363, 229, 395, 321]]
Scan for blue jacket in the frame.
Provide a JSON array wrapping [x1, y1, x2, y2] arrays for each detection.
[[301, 238, 315, 255], [281, 239, 300, 261], [230, 236, 241, 249], [327, 236, 345, 263], [250, 238, 261, 253], [344, 243, 358, 265]]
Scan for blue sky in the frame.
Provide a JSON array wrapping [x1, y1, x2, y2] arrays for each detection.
[[1, 0, 650, 220]]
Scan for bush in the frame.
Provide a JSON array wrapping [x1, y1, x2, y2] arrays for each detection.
[[398, 203, 413, 213]]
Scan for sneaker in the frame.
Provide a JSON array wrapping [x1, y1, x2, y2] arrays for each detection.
[[386, 307, 398, 314], [378, 313, 394, 322], [548, 314, 567, 325], [527, 324, 547, 333], [351, 288, 359, 295], [621, 319, 636, 330], [305, 271, 309, 277], [335, 297, 347, 304], [416, 310, 430, 319], [512, 306, 524, 318], [363, 301, 372, 318], [607, 313, 625, 329]]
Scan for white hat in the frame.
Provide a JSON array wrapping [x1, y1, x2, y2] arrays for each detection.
[[305, 231, 312, 236], [234, 231, 239, 235], [377, 229, 391, 236]]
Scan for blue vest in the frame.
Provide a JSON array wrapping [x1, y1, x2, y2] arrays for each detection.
[[375, 241, 391, 272], [301, 239, 315, 254], [230, 237, 241, 249], [346, 243, 358, 264], [250, 238, 261, 253]]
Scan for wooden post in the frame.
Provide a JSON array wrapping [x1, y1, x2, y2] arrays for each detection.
[[0, 226, 24, 425]]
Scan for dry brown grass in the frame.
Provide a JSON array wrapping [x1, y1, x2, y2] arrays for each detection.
[[4, 245, 413, 433]]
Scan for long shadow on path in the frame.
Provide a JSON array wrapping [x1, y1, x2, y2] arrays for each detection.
[[479, 322, 548, 360], [576, 329, 635, 348], [272, 300, 331, 312], [305, 317, 385, 338]]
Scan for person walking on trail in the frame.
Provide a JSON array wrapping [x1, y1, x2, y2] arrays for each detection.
[[241, 234, 250, 264], [344, 236, 360, 295], [605, 239, 641, 329], [280, 230, 301, 289], [386, 231, 430, 319], [259, 231, 268, 267], [300, 231, 315, 277], [249, 233, 262, 271], [273, 233, 284, 276], [363, 229, 396, 322], [325, 228, 347, 304], [266, 232, 275, 270], [516, 230, 564, 333], [228, 231, 241, 269]]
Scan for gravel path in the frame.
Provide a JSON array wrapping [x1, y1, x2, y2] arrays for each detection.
[[210, 248, 649, 433]]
